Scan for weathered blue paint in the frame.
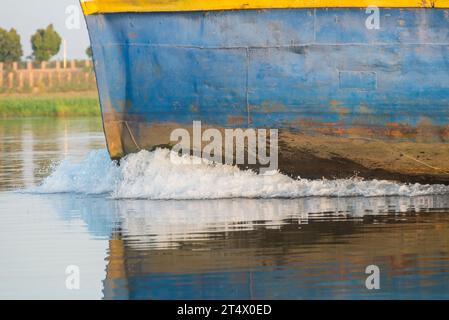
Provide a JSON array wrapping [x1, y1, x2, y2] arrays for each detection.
[[85, 8, 449, 182], [86, 8, 449, 129]]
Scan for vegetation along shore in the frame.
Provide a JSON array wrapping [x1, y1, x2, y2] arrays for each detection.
[[1, 24, 98, 118], [0, 92, 100, 118]]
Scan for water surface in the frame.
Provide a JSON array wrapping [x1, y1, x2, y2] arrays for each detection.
[[1, 118, 449, 299]]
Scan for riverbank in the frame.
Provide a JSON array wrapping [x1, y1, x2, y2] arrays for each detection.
[[0, 92, 100, 118]]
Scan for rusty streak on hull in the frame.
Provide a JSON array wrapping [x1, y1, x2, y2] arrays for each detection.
[[102, 118, 449, 184]]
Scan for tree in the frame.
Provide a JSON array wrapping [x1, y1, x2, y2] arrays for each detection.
[[30, 24, 61, 61], [85, 46, 92, 58], [0, 28, 23, 62]]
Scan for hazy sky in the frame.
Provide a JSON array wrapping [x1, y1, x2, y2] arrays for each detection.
[[0, 0, 90, 60]]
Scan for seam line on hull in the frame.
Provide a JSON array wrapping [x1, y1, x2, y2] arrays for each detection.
[[124, 121, 142, 150], [348, 137, 449, 175], [399, 153, 449, 175], [98, 43, 449, 49], [246, 47, 250, 127]]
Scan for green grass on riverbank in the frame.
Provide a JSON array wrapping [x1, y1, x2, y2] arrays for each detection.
[[0, 94, 101, 118]]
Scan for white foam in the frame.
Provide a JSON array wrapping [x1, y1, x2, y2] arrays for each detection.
[[30, 148, 449, 199]]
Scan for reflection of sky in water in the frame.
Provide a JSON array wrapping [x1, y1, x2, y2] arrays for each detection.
[[48, 194, 449, 248], [1, 118, 449, 299]]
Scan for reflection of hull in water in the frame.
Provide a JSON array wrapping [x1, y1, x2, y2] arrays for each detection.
[[90, 197, 449, 300], [82, 1, 449, 183], [48, 193, 449, 298]]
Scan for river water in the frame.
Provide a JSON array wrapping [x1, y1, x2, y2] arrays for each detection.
[[1, 118, 449, 299]]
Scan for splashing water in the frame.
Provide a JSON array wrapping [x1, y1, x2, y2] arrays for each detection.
[[29, 148, 449, 199]]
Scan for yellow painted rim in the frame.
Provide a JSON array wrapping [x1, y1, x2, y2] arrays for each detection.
[[81, 0, 449, 15]]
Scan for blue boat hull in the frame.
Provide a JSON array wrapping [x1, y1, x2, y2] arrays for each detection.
[[86, 8, 449, 183]]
